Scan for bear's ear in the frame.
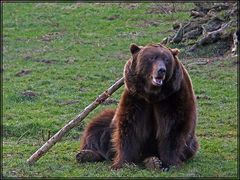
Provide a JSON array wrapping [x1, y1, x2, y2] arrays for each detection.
[[130, 43, 141, 55], [170, 48, 180, 56]]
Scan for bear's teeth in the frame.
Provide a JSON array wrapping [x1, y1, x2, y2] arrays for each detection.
[[157, 79, 163, 85], [153, 78, 163, 86]]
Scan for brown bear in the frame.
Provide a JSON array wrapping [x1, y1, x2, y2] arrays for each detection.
[[76, 43, 199, 171]]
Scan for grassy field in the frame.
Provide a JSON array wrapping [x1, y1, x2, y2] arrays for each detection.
[[2, 3, 238, 178]]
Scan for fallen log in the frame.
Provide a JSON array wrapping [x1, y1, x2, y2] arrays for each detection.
[[165, 2, 237, 57], [188, 21, 232, 52], [27, 77, 124, 165]]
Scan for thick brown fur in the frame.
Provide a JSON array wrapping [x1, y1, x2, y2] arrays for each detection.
[[77, 43, 199, 171]]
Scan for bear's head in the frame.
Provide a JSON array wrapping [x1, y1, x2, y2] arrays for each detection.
[[124, 43, 183, 101]]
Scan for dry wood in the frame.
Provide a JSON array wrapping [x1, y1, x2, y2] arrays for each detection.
[[190, 10, 205, 18], [171, 22, 191, 43], [188, 22, 231, 52], [27, 77, 124, 165], [164, 3, 237, 57], [170, 23, 184, 43]]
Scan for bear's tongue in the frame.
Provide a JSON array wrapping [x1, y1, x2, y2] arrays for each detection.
[[152, 77, 163, 86]]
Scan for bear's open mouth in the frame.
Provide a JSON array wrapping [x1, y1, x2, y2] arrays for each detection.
[[152, 76, 164, 86]]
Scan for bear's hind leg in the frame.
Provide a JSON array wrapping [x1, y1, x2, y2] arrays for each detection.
[[181, 135, 199, 162], [77, 110, 115, 164], [76, 149, 104, 163]]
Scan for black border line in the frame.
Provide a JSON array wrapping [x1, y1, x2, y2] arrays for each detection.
[[1, 1, 239, 179], [0, 1, 3, 180]]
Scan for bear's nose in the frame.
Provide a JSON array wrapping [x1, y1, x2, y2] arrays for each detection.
[[158, 67, 166, 75]]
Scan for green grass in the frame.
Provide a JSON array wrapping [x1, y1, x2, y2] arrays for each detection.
[[2, 2, 238, 178]]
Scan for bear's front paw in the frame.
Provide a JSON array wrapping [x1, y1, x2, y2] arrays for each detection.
[[143, 156, 162, 170]]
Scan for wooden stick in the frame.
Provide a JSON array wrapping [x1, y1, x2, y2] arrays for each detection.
[[27, 77, 124, 165]]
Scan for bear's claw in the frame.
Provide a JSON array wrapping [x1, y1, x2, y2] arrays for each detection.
[[143, 156, 163, 170]]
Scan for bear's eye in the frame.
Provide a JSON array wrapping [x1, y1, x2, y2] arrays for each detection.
[[149, 57, 155, 61], [144, 56, 153, 62], [148, 56, 157, 61], [163, 57, 170, 63]]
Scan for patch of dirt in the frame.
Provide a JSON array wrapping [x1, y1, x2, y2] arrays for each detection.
[[117, 3, 139, 10], [23, 55, 32, 61], [15, 69, 32, 77], [108, 51, 130, 61], [65, 57, 76, 64], [21, 90, 38, 98], [147, 3, 176, 14], [136, 20, 162, 28], [58, 100, 80, 106], [79, 87, 87, 92], [40, 31, 64, 42], [74, 75, 85, 81], [157, 29, 173, 35], [36, 59, 56, 64], [183, 56, 226, 64], [61, 3, 82, 10], [106, 15, 120, 21], [31, 48, 49, 53], [196, 94, 211, 100], [117, 31, 144, 39]]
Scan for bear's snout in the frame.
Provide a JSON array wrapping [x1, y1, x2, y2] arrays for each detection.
[[157, 67, 166, 76], [151, 62, 166, 87]]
